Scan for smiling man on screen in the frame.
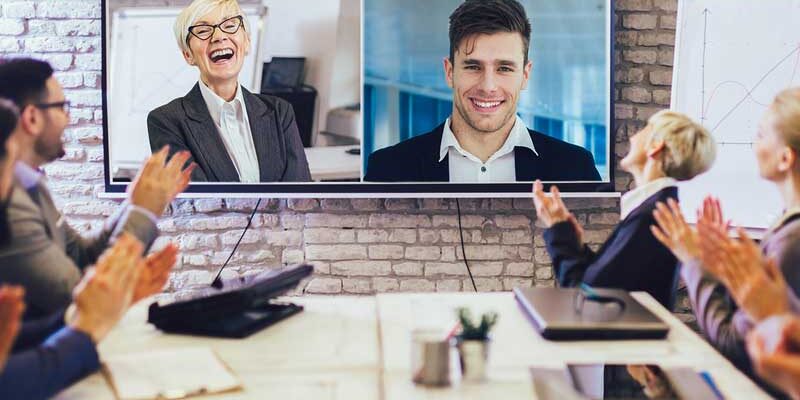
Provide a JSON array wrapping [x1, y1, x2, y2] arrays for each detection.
[[365, 0, 601, 183]]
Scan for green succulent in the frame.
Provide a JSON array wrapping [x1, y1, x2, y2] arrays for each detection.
[[456, 307, 498, 341]]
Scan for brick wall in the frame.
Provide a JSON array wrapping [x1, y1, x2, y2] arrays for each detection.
[[0, 0, 690, 318]]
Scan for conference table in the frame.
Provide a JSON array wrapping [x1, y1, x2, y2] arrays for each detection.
[[56, 292, 769, 399]]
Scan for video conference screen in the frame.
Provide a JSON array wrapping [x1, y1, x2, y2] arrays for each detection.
[[102, 0, 613, 196]]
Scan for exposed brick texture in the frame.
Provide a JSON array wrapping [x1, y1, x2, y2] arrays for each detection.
[[1, 0, 692, 323]]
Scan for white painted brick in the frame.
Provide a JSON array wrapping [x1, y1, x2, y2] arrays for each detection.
[[74, 53, 100, 70], [60, 147, 85, 161], [305, 245, 367, 261], [331, 261, 391, 276], [288, 198, 318, 211], [431, 215, 485, 228], [418, 229, 439, 244], [66, 89, 101, 106], [305, 213, 367, 228], [280, 213, 304, 229], [0, 19, 25, 35], [385, 199, 417, 210], [535, 267, 554, 280], [506, 262, 534, 276], [368, 245, 404, 260], [503, 278, 533, 290], [436, 279, 462, 292], [194, 199, 223, 212], [93, 108, 102, 121], [26, 37, 75, 52], [246, 250, 275, 262], [172, 270, 213, 289], [4, 2, 36, 19], [388, 228, 416, 243], [425, 262, 467, 276], [373, 277, 399, 292], [28, 20, 56, 35], [179, 215, 247, 230], [356, 229, 388, 243], [392, 262, 422, 276], [281, 249, 305, 264], [472, 278, 503, 292], [55, 71, 83, 88], [37, 2, 100, 18], [319, 199, 351, 210], [501, 229, 531, 245], [69, 107, 93, 124], [405, 246, 441, 260], [56, 20, 100, 36], [399, 279, 435, 292], [0, 38, 21, 52], [471, 261, 504, 277], [494, 215, 531, 229], [311, 262, 331, 274], [369, 214, 431, 228], [421, 199, 450, 210], [178, 234, 219, 250], [534, 248, 552, 265], [304, 228, 355, 244], [342, 279, 372, 294], [350, 199, 380, 210], [73, 37, 99, 52], [221, 229, 261, 246], [265, 230, 302, 246], [253, 214, 280, 228], [459, 245, 516, 260], [305, 278, 342, 294], [441, 246, 457, 262]]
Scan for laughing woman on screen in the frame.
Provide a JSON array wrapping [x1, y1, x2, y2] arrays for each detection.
[[532, 111, 716, 309], [148, 0, 311, 182]]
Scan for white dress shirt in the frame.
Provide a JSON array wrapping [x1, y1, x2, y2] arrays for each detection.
[[620, 177, 678, 220], [439, 116, 538, 183], [198, 81, 260, 183]]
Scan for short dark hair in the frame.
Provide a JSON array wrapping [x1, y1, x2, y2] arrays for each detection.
[[0, 58, 54, 110], [449, 0, 532, 64], [0, 98, 19, 158]]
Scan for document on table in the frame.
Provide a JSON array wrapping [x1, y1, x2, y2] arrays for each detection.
[[102, 347, 242, 400]]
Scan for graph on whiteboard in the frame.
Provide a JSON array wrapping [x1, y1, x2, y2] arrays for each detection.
[[672, 0, 800, 229]]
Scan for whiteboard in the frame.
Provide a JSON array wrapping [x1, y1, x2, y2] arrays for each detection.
[[107, 6, 267, 170], [671, 0, 800, 229]]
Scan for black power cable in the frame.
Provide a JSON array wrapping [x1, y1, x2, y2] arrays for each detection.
[[455, 199, 478, 292], [210, 198, 263, 288]]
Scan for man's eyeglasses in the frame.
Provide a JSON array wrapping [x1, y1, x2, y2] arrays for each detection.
[[188, 15, 244, 41], [34, 100, 70, 114]]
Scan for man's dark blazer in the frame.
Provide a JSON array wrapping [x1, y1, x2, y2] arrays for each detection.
[[364, 123, 600, 182], [543, 187, 680, 310], [147, 84, 311, 182]]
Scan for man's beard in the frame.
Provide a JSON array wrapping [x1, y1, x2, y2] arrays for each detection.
[[34, 136, 66, 163], [453, 98, 515, 135]]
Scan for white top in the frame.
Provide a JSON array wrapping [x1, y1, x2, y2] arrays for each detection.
[[439, 116, 537, 183], [198, 81, 260, 183], [620, 177, 678, 220]]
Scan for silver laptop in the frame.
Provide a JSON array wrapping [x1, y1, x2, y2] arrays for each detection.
[[514, 287, 669, 340]]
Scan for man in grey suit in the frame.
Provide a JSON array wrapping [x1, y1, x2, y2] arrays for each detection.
[[0, 58, 195, 318]]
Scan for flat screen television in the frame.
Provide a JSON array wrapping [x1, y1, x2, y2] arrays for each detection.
[[102, 0, 615, 197]]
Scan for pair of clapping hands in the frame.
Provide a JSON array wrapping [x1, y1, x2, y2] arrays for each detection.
[[0, 234, 178, 371], [650, 196, 790, 322]]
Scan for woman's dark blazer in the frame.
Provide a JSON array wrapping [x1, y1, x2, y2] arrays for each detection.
[[147, 84, 311, 182]]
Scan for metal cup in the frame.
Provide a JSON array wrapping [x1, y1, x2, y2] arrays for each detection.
[[410, 329, 451, 386]]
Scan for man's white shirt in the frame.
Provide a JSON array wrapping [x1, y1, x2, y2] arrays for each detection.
[[439, 115, 538, 183]]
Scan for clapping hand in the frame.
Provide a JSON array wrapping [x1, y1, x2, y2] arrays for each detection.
[[0, 285, 25, 371], [697, 221, 789, 322], [132, 243, 179, 303], [532, 180, 583, 244], [128, 146, 196, 217], [651, 196, 729, 263]]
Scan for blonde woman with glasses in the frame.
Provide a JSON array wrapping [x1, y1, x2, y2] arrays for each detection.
[[148, 0, 311, 183]]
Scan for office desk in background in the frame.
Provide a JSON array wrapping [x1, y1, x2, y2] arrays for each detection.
[[57, 293, 769, 399]]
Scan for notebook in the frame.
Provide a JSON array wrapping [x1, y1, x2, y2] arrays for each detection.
[[102, 347, 242, 400]]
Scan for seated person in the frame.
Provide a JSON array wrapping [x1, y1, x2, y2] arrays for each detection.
[[748, 315, 800, 400], [0, 58, 194, 318], [652, 87, 800, 374], [533, 110, 716, 309], [365, 0, 600, 183], [148, 0, 311, 182]]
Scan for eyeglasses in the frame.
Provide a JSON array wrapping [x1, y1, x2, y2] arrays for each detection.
[[187, 15, 244, 41], [34, 100, 70, 114]]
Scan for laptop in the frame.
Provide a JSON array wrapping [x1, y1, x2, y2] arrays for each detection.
[[513, 287, 669, 340]]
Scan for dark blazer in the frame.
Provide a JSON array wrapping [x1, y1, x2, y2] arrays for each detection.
[[364, 123, 600, 182], [147, 84, 311, 182], [543, 187, 679, 309], [0, 312, 99, 400]]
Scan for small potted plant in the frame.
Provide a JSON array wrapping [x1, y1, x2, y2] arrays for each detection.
[[455, 307, 498, 382]]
